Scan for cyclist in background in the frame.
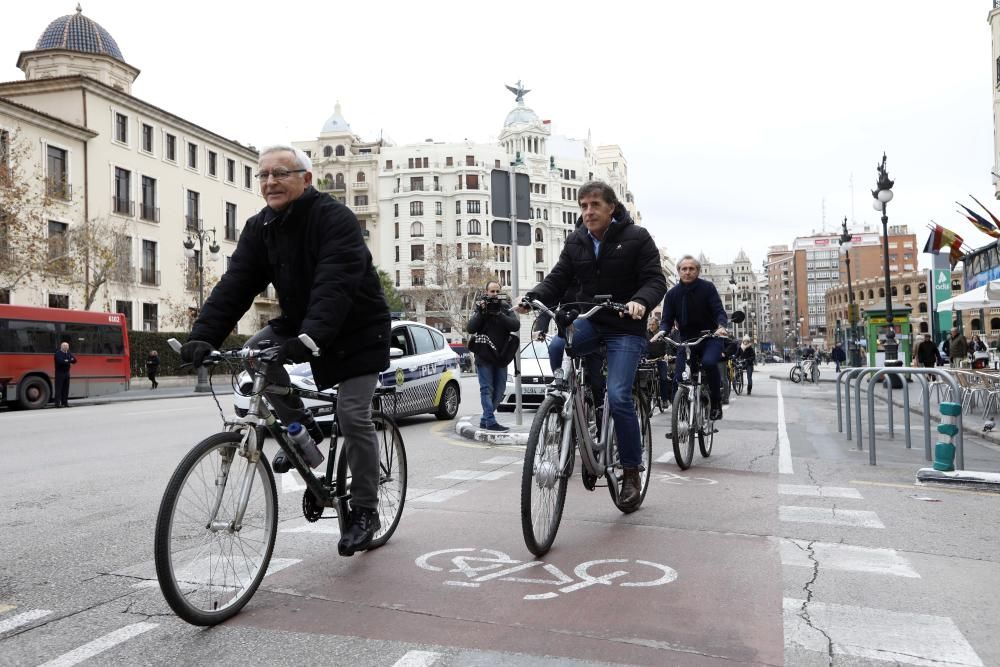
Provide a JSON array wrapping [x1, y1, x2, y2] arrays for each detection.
[[659, 255, 728, 420], [517, 181, 666, 509]]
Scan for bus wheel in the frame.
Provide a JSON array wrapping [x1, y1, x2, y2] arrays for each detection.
[[18, 376, 51, 410]]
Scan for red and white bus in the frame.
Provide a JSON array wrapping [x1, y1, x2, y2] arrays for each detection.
[[0, 305, 131, 409]]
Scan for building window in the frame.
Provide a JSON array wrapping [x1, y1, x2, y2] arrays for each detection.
[[455, 220, 462, 236], [395, 270, 400, 287], [48, 293, 69, 309], [465, 155, 475, 166], [244, 165, 252, 189], [115, 300, 132, 324], [446, 156, 454, 167], [467, 200, 481, 214], [46, 145, 70, 199], [141, 123, 153, 153], [536, 271, 544, 282], [225, 202, 237, 240], [468, 219, 481, 235], [385, 159, 393, 169], [141, 240, 158, 285], [114, 112, 128, 143], [186, 190, 200, 230], [411, 221, 424, 237], [535, 248, 544, 263], [409, 177, 424, 191], [0, 129, 8, 185], [226, 158, 235, 182], [411, 245, 425, 261], [165, 133, 177, 161], [47, 220, 68, 261], [208, 151, 217, 177], [357, 171, 366, 183], [534, 228, 543, 242], [465, 174, 479, 190], [411, 269, 425, 286], [435, 201, 443, 216], [140, 176, 157, 222], [394, 222, 399, 239], [336, 145, 345, 157], [456, 243, 463, 259], [113, 167, 132, 215], [187, 143, 198, 169], [395, 246, 400, 262], [142, 302, 158, 331], [410, 201, 424, 216], [436, 220, 443, 237], [394, 203, 399, 217], [354, 194, 369, 206]]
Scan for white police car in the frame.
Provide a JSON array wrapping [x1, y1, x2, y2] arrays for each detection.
[[232, 321, 461, 426], [497, 339, 553, 411]]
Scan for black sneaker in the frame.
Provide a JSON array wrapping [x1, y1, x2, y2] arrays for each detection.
[[485, 423, 510, 432], [710, 406, 723, 421], [337, 507, 381, 557]]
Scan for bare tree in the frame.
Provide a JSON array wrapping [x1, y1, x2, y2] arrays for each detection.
[[407, 241, 497, 335], [66, 216, 131, 310]]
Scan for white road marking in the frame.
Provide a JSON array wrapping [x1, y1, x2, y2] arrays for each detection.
[[783, 597, 983, 666], [776, 381, 794, 474], [0, 609, 51, 633], [480, 455, 522, 465], [281, 471, 324, 494], [392, 650, 443, 667], [283, 522, 341, 535], [778, 484, 863, 499], [779, 506, 885, 528], [408, 488, 468, 503], [779, 539, 919, 578], [436, 469, 512, 481], [37, 622, 158, 667], [654, 452, 674, 464]]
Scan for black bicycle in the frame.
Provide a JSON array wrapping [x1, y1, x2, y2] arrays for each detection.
[[154, 336, 406, 626]]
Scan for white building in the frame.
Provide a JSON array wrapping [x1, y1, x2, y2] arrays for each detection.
[[0, 8, 264, 333]]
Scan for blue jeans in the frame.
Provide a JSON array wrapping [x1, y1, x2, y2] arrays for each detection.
[[550, 319, 647, 468], [548, 334, 605, 399], [675, 338, 724, 408], [476, 363, 507, 426]]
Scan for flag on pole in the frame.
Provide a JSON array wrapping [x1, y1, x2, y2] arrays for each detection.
[[923, 224, 964, 268], [969, 194, 1000, 230], [956, 202, 1000, 238]]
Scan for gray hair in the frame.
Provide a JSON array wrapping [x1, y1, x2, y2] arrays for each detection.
[[676, 254, 701, 271], [259, 145, 313, 172]]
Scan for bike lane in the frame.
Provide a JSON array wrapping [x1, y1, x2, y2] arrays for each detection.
[[229, 460, 785, 666]]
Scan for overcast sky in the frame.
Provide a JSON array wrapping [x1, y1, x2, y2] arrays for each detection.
[[5, 1, 1000, 271]]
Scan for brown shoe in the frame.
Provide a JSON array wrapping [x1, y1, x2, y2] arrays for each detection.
[[620, 467, 642, 509]]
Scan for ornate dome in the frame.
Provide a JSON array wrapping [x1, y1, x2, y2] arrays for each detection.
[[35, 5, 124, 61], [321, 102, 352, 134], [504, 102, 540, 127]]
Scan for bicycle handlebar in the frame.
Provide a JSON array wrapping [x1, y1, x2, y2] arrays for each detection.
[[166, 333, 320, 367], [522, 298, 628, 321]]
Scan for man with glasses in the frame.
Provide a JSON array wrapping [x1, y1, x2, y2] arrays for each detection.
[[181, 145, 391, 557]]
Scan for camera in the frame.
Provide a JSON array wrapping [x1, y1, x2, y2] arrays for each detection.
[[479, 294, 508, 314]]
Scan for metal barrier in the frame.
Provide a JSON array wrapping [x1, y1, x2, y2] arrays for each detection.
[[866, 368, 963, 468], [837, 367, 872, 441]]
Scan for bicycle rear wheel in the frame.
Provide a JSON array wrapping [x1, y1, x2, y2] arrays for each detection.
[[521, 394, 569, 556], [698, 389, 714, 457], [671, 387, 694, 470], [810, 363, 820, 383], [789, 367, 803, 383], [607, 395, 653, 513], [732, 369, 743, 396], [154, 431, 277, 626], [335, 410, 407, 549]]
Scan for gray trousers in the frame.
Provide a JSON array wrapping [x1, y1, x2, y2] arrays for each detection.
[[246, 327, 380, 510]]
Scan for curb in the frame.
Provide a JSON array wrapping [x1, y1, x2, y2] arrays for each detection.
[[455, 417, 529, 446], [916, 467, 1000, 493]]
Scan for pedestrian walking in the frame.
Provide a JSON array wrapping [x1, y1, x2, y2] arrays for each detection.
[[948, 327, 968, 368], [146, 350, 160, 389], [831, 343, 846, 373], [737, 335, 756, 395], [53, 341, 76, 407]]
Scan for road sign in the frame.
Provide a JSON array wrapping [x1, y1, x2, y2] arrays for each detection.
[[490, 169, 530, 221], [491, 220, 532, 246]]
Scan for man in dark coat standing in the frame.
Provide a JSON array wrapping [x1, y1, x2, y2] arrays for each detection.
[[466, 281, 520, 431], [831, 343, 846, 372], [519, 181, 666, 510], [53, 341, 76, 407], [659, 255, 729, 420], [181, 145, 390, 557]]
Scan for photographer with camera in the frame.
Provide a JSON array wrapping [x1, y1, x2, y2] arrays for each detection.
[[466, 281, 520, 432]]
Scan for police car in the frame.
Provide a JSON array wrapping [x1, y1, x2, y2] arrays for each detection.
[[232, 321, 461, 426], [497, 339, 554, 411]]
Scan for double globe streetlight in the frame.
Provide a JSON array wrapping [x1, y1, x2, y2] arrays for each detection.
[[871, 153, 898, 363], [183, 227, 219, 393]]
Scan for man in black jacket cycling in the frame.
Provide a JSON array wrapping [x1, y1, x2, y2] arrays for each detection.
[[518, 181, 666, 509], [659, 255, 729, 420], [180, 145, 390, 557]]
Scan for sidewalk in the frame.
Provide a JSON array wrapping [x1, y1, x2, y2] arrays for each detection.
[[71, 374, 232, 407]]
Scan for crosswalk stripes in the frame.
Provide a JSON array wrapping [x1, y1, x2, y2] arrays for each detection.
[[0, 608, 51, 634], [779, 539, 920, 578], [778, 506, 886, 528], [436, 469, 512, 481], [32, 621, 157, 667], [777, 484, 863, 499], [391, 650, 443, 667]]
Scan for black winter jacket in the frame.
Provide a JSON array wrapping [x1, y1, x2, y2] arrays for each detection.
[[660, 278, 728, 339], [467, 303, 520, 366], [526, 205, 666, 337], [189, 187, 390, 388]]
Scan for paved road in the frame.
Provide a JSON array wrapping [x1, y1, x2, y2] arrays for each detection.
[[1, 371, 998, 665]]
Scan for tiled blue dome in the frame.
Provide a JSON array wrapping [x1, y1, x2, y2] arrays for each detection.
[[35, 6, 123, 61]]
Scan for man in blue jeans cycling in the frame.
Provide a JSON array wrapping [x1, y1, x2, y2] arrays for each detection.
[[518, 181, 666, 509]]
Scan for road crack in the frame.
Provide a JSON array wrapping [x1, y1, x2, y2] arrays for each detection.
[[797, 540, 834, 666]]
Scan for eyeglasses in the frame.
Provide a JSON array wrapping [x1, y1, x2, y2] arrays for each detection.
[[254, 168, 306, 182]]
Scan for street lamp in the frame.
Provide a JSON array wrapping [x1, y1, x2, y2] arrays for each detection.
[[728, 268, 738, 338], [183, 226, 220, 393], [839, 216, 860, 366], [871, 152, 897, 363]]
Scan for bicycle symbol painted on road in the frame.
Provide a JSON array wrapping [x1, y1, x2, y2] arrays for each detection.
[[655, 471, 718, 485], [414, 548, 678, 600]]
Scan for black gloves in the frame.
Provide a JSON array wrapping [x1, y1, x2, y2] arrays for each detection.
[[180, 340, 214, 367], [279, 337, 314, 364]]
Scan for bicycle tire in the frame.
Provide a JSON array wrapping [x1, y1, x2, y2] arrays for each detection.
[[732, 369, 743, 396], [671, 387, 694, 470], [521, 394, 569, 557], [608, 395, 653, 513], [698, 389, 714, 457], [810, 363, 820, 383], [154, 431, 277, 626], [335, 410, 407, 549], [789, 367, 803, 383]]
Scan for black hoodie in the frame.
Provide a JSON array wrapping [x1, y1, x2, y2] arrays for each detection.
[[526, 204, 666, 337]]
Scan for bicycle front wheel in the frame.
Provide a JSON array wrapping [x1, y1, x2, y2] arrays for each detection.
[[671, 388, 694, 470], [335, 410, 407, 549], [521, 394, 569, 557], [810, 363, 820, 383], [789, 367, 803, 383], [154, 431, 277, 626], [732, 369, 743, 396], [698, 389, 714, 457]]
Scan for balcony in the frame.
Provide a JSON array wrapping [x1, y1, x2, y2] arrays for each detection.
[[46, 179, 73, 200], [353, 180, 368, 190], [139, 203, 159, 222], [393, 184, 442, 193], [256, 285, 277, 302], [353, 204, 374, 215], [317, 180, 347, 192], [140, 268, 160, 286], [112, 196, 135, 217], [185, 216, 202, 231]]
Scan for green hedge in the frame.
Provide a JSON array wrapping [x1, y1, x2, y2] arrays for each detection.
[[128, 330, 250, 377]]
